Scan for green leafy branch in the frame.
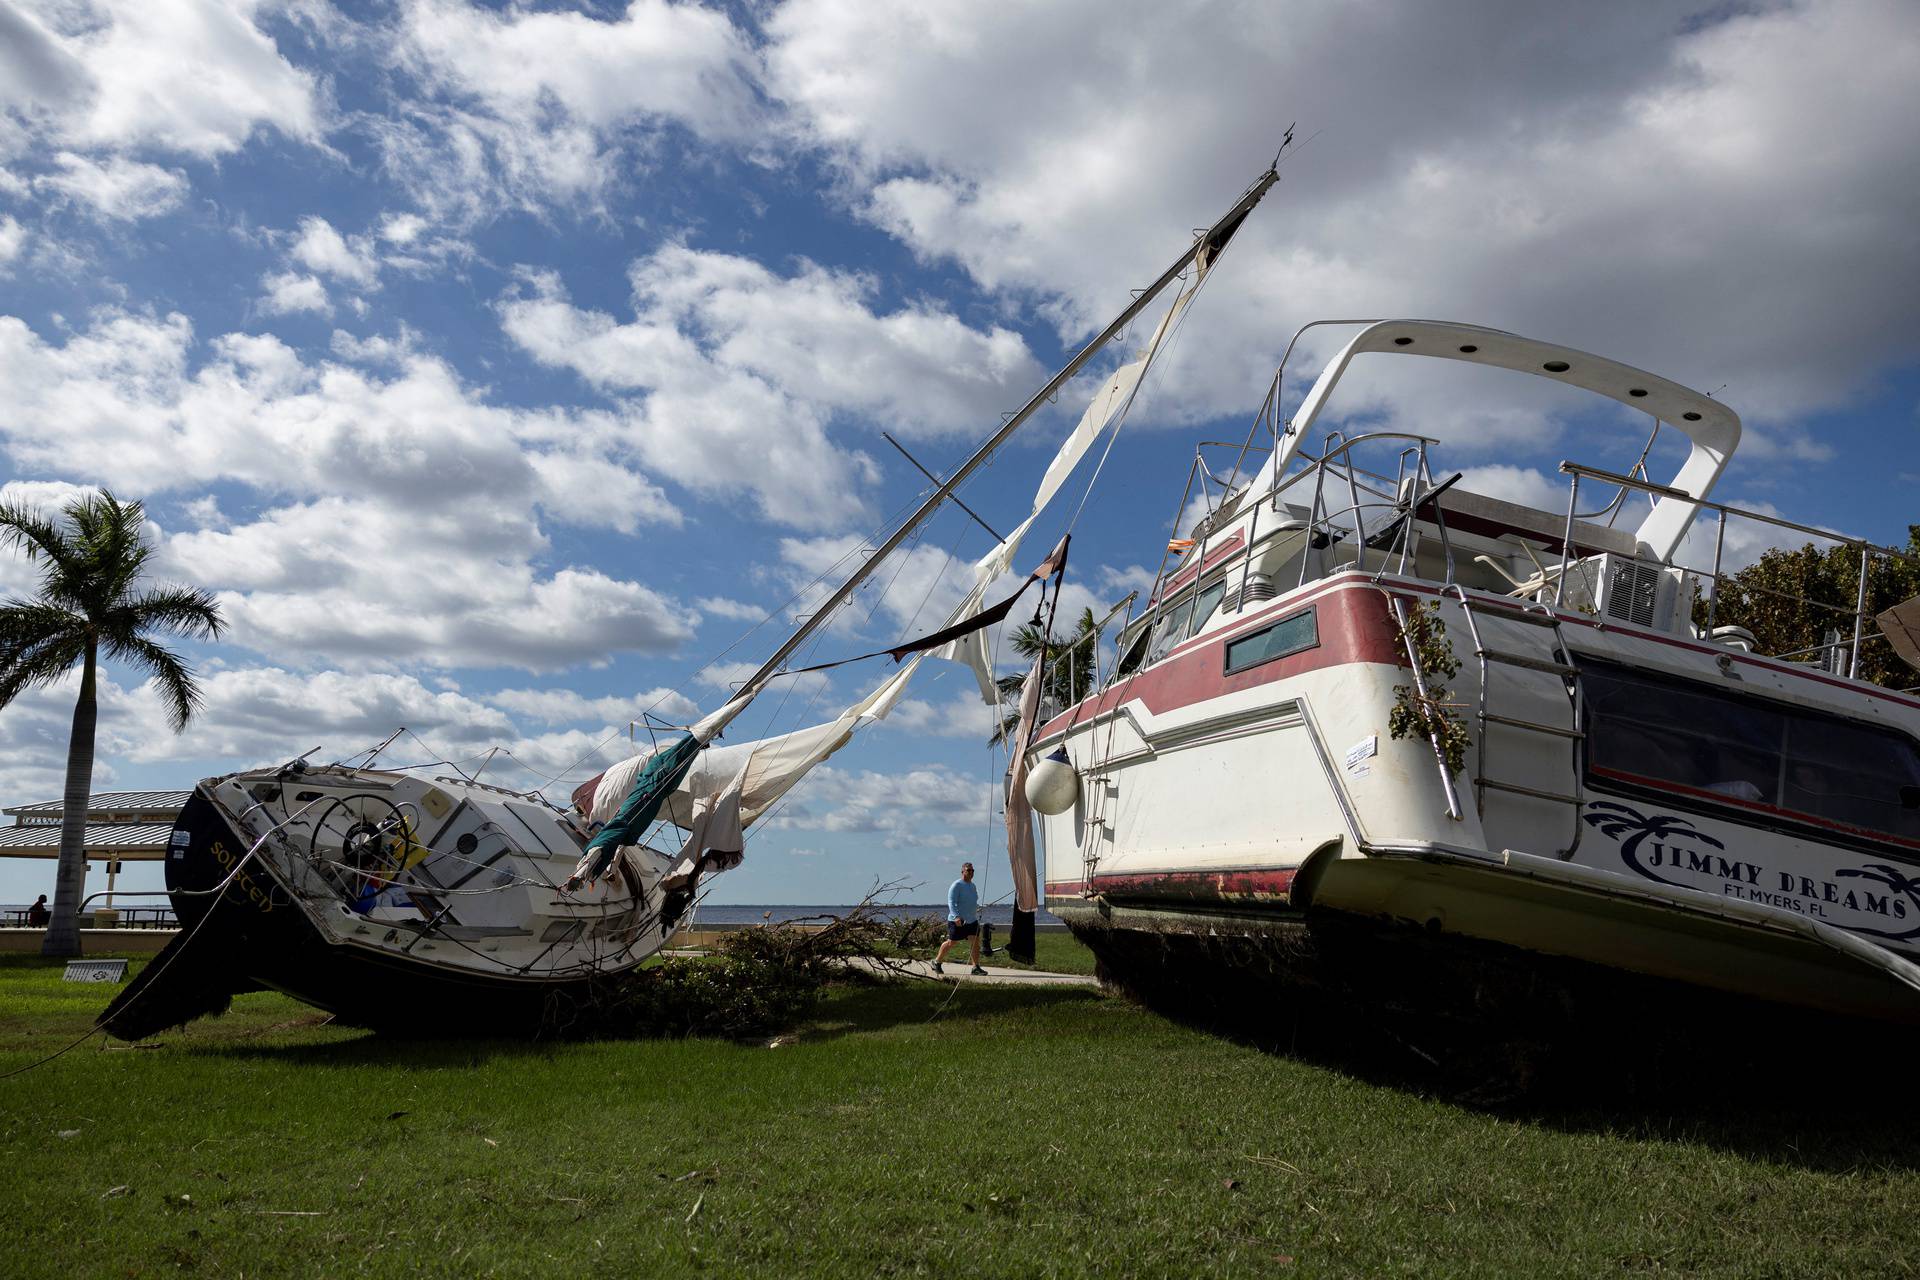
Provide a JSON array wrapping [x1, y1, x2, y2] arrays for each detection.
[[1388, 599, 1470, 773]]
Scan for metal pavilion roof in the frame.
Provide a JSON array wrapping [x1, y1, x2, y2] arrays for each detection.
[[0, 822, 175, 860], [2, 790, 191, 824]]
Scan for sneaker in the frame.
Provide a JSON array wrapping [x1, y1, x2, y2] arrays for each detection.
[[932, 960, 944, 975], [970, 966, 988, 976]]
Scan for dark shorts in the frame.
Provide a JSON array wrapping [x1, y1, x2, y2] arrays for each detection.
[[947, 919, 979, 941]]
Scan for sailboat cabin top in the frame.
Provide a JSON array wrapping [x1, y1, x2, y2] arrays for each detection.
[[1104, 319, 1918, 701]]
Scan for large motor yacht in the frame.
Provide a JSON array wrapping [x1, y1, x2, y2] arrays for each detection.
[[1029, 319, 1920, 1023]]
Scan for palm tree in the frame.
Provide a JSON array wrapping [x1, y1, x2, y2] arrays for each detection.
[[992, 607, 1102, 746], [0, 491, 223, 957]]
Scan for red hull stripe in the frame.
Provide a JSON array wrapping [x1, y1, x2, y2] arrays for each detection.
[[1040, 573, 1920, 749], [1036, 583, 1403, 740], [1044, 867, 1298, 903]]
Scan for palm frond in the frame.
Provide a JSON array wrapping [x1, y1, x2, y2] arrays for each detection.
[[0, 501, 81, 600], [0, 625, 88, 709], [102, 585, 226, 643], [118, 635, 202, 732]]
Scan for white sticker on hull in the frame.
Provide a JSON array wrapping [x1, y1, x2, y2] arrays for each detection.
[[1582, 800, 1920, 943], [1345, 735, 1378, 780]]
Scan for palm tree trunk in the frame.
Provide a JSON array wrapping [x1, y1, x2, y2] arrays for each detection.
[[41, 643, 97, 958]]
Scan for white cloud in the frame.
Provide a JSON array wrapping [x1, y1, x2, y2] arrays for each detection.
[[698, 660, 829, 699], [695, 595, 767, 622], [0, 214, 24, 264], [376, 0, 760, 221], [380, 211, 427, 245], [765, 761, 989, 848], [495, 247, 1044, 528], [1, 0, 323, 160], [258, 270, 329, 316], [35, 151, 185, 220], [883, 691, 998, 741], [289, 214, 379, 287], [766, 0, 1920, 438], [0, 308, 692, 671], [775, 534, 975, 635], [485, 685, 698, 727]]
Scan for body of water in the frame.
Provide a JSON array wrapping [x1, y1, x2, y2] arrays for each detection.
[[692, 903, 1065, 928]]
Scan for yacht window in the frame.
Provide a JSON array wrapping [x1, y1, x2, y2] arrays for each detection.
[[1224, 608, 1319, 675], [1146, 597, 1195, 665], [1187, 580, 1228, 639], [1112, 622, 1150, 680], [1580, 658, 1920, 846]]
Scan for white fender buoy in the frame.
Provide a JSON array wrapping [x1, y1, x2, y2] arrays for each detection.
[[1025, 748, 1079, 816]]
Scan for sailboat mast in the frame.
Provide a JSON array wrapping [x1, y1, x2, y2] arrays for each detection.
[[738, 166, 1281, 694]]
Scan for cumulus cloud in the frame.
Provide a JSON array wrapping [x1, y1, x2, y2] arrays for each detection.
[[496, 249, 1043, 528], [375, 0, 761, 221], [289, 215, 379, 288], [0, 309, 691, 670], [766, 0, 1920, 441], [485, 685, 699, 727], [0, 214, 24, 265], [0, 0, 322, 160], [34, 151, 186, 220], [258, 270, 329, 316], [695, 595, 768, 622], [764, 760, 988, 848]]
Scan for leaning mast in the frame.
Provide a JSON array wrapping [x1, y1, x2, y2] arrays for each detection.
[[736, 165, 1282, 697]]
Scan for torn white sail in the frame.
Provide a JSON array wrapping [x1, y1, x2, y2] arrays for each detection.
[[933, 261, 1215, 702]]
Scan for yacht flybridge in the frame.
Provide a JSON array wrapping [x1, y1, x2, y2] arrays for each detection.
[[98, 157, 1920, 1041], [1028, 318, 1920, 1023]]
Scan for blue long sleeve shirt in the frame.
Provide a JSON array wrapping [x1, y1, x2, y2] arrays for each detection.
[[948, 878, 979, 924]]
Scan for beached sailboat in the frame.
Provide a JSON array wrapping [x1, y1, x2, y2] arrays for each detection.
[[98, 165, 1286, 1038]]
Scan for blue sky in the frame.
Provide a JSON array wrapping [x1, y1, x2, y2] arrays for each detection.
[[0, 0, 1916, 907]]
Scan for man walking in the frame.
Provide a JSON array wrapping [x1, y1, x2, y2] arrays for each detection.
[[933, 861, 986, 976]]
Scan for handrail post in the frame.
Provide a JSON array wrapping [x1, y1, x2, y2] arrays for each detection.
[[1849, 547, 1872, 679], [1705, 509, 1727, 633], [1555, 472, 1581, 606]]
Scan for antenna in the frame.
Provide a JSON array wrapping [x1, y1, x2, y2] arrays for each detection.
[[1271, 123, 1296, 170]]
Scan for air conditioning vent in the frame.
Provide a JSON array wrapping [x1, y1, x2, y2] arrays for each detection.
[[1554, 553, 1682, 631], [1606, 558, 1661, 627]]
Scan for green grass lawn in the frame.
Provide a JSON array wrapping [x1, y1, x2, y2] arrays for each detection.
[[4, 952, 1919, 1278]]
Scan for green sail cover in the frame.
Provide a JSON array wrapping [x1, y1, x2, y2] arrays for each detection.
[[573, 733, 703, 884]]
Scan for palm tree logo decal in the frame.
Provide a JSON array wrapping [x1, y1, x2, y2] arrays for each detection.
[[1834, 864, 1920, 941], [1583, 801, 1724, 884]]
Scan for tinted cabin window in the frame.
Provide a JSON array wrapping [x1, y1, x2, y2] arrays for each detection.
[[1224, 608, 1318, 675], [1113, 624, 1149, 680], [1187, 580, 1228, 639], [1146, 597, 1194, 665], [1580, 658, 1920, 846]]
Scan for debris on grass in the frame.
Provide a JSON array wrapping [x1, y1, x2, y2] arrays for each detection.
[[546, 892, 915, 1042]]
